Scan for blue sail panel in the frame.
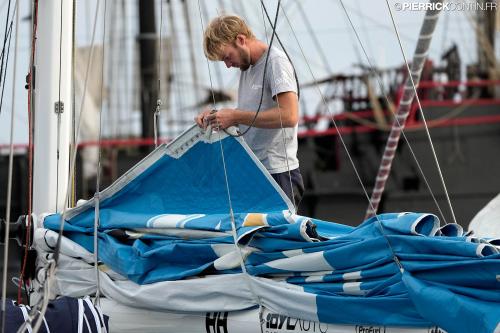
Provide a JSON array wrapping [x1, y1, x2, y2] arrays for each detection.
[[42, 126, 500, 332]]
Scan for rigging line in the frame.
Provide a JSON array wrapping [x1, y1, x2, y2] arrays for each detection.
[[456, 13, 473, 64], [0, 0, 9, 12], [332, 0, 447, 55], [121, 0, 132, 136], [29, 0, 98, 324], [200, 0, 224, 91], [26, 0, 76, 326], [1, 1, 19, 332], [107, 0, 118, 138], [181, 0, 201, 106], [70, 0, 76, 208], [463, 7, 500, 77], [195, 1, 216, 107], [18, 252, 53, 333], [279, 4, 405, 274], [384, 0, 457, 225], [55, 0, 66, 214], [222, 1, 281, 138], [1, 5, 26, 307], [215, 0, 225, 13], [337, 0, 447, 224], [52, 0, 100, 273], [323, 95, 477, 132], [21, 0, 38, 307], [353, 0, 375, 60], [335, 1, 363, 66], [439, 10, 449, 60], [259, 1, 296, 213], [0, 20, 13, 117], [94, 0, 108, 306], [0, 0, 12, 104], [195, 4, 265, 332], [167, 0, 186, 133], [259, 5, 300, 100], [154, 0, 164, 147], [293, 0, 332, 74], [28, 260, 54, 333], [217, 131, 266, 333], [234, 0, 249, 22]]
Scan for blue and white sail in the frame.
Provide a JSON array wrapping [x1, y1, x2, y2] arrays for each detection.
[[40, 126, 500, 333]]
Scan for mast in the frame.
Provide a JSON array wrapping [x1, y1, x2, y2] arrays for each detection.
[[32, 1, 73, 216], [138, 0, 158, 146]]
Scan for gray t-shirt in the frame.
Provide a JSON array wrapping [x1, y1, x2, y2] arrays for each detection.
[[237, 46, 299, 174]]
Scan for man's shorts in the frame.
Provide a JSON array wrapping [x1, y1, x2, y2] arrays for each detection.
[[271, 168, 305, 209]]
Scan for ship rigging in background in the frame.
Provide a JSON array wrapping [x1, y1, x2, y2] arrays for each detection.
[[0, 0, 499, 300]]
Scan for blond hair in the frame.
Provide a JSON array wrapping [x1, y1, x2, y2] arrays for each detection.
[[203, 15, 255, 61]]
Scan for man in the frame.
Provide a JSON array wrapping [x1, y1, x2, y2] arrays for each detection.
[[195, 15, 304, 208]]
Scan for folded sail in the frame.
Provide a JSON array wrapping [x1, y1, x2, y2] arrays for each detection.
[[41, 126, 500, 333]]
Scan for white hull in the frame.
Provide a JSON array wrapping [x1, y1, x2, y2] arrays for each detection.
[[100, 299, 445, 333]]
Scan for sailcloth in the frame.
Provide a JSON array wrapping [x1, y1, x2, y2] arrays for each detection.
[[41, 126, 500, 333]]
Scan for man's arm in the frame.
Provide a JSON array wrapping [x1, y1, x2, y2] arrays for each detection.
[[202, 91, 298, 130]]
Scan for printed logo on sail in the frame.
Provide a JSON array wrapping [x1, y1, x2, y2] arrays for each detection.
[[266, 313, 328, 333], [355, 326, 386, 333], [206, 312, 228, 333]]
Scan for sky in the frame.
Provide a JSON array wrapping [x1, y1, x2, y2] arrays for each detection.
[[0, 0, 497, 144]]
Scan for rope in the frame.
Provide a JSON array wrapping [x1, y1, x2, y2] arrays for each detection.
[[167, 0, 186, 133], [221, 0, 281, 138], [154, 0, 164, 147], [336, 0, 448, 224], [121, 0, 132, 136], [182, 0, 201, 106], [93, 0, 108, 306], [0, 0, 13, 115], [55, 0, 66, 213], [200, 0, 224, 90], [371, 0, 457, 224], [52, 0, 99, 263], [28, 1, 100, 329], [195, 3, 266, 331], [0, 20, 13, 116], [70, 0, 76, 208], [21, 0, 39, 307], [293, 0, 332, 74], [258, 1, 297, 212], [463, 6, 500, 77], [1, 2, 19, 331], [280, 3, 405, 276]]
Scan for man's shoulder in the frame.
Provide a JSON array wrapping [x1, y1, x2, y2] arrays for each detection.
[[268, 46, 287, 60]]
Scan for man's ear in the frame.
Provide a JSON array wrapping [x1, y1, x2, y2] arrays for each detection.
[[235, 34, 246, 46]]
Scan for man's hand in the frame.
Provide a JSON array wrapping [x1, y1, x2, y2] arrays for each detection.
[[205, 108, 237, 130], [194, 109, 214, 129]]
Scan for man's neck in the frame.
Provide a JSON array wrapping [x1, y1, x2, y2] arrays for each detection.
[[249, 40, 269, 66]]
